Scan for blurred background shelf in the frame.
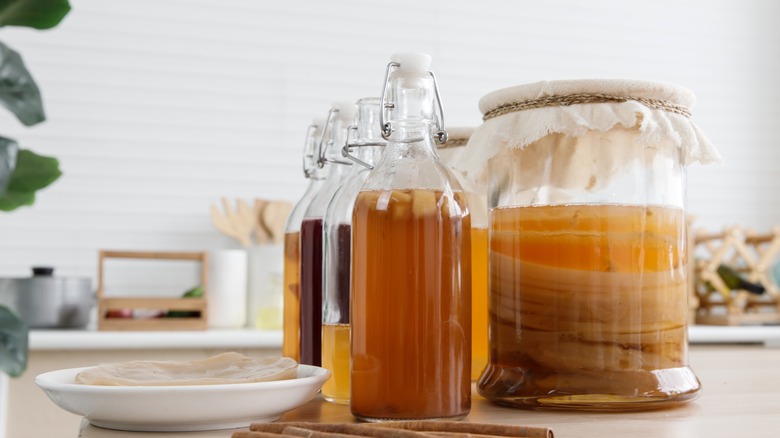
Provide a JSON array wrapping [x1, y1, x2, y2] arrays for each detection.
[[689, 324, 780, 347], [29, 328, 282, 351], [28, 326, 780, 351]]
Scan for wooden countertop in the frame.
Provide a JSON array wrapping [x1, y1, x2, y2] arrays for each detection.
[[76, 344, 780, 438]]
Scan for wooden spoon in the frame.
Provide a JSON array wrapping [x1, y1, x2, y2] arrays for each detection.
[[210, 198, 254, 247], [234, 198, 256, 247], [210, 203, 235, 239], [262, 201, 293, 245], [253, 199, 271, 245]]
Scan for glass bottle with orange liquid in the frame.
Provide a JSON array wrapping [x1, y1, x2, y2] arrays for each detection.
[[321, 97, 385, 405], [282, 119, 328, 361], [299, 103, 354, 367], [350, 53, 471, 421], [454, 79, 721, 410], [438, 128, 489, 381]]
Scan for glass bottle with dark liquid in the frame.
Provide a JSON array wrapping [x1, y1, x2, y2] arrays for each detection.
[[299, 103, 354, 367], [322, 97, 385, 404], [282, 119, 328, 362], [350, 53, 472, 421]]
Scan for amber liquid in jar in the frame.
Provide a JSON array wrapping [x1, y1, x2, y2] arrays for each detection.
[[471, 227, 489, 381], [322, 223, 352, 404], [300, 218, 323, 367], [351, 189, 472, 421], [282, 232, 300, 361], [478, 204, 701, 410]]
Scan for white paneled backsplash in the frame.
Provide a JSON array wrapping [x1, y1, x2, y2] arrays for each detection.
[[0, 0, 778, 285]]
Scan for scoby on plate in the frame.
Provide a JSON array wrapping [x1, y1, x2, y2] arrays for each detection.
[[75, 352, 297, 386]]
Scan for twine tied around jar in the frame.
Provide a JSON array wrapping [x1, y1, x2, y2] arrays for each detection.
[[482, 93, 692, 121], [437, 127, 474, 148]]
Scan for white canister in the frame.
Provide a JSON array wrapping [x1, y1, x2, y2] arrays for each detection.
[[207, 249, 248, 329], [247, 245, 284, 329]]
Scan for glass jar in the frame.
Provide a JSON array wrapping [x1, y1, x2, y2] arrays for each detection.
[[438, 128, 489, 381], [350, 53, 471, 421], [299, 103, 354, 367], [321, 97, 385, 405], [458, 79, 721, 410], [282, 119, 328, 361]]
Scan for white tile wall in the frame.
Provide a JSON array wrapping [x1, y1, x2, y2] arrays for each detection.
[[0, 0, 778, 283]]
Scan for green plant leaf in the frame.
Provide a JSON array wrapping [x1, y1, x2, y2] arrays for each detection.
[[0, 42, 45, 126], [0, 184, 33, 210], [0, 148, 60, 211], [0, 0, 70, 29], [0, 305, 28, 377]]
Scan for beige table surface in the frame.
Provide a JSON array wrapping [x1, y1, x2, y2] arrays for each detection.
[[77, 344, 780, 438]]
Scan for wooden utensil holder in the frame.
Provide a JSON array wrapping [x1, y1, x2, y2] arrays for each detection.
[[97, 250, 209, 331]]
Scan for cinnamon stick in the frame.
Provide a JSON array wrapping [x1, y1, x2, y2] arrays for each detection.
[[424, 433, 536, 438], [283, 426, 366, 438], [363, 422, 552, 438], [246, 422, 554, 438], [232, 432, 299, 438], [251, 422, 425, 438]]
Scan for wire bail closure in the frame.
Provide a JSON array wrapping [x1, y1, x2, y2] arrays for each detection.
[[302, 123, 318, 178], [317, 107, 353, 168], [379, 61, 448, 145], [342, 125, 386, 170]]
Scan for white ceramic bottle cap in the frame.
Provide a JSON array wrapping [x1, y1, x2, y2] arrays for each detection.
[[332, 101, 356, 123], [391, 52, 432, 72]]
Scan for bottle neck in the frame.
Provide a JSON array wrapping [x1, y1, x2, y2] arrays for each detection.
[[321, 118, 349, 165], [383, 71, 439, 159], [355, 145, 384, 170], [308, 161, 328, 180], [384, 121, 438, 161], [322, 160, 350, 184], [386, 74, 436, 128]]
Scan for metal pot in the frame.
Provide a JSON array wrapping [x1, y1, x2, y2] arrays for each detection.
[[0, 267, 94, 329]]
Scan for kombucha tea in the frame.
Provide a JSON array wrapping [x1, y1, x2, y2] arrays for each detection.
[[471, 227, 489, 381], [282, 232, 300, 361], [479, 204, 701, 409], [321, 322, 350, 404], [322, 223, 352, 403], [351, 189, 471, 421], [300, 218, 323, 366]]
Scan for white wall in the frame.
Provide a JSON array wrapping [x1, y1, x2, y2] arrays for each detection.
[[0, 0, 778, 283]]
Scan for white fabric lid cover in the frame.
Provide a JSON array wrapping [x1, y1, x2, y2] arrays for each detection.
[[455, 78, 722, 182]]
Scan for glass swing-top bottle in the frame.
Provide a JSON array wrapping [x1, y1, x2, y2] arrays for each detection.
[[282, 119, 328, 361], [350, 53, 472, 421], [299, 103, 354, 367], [321, 97, 385, 404]]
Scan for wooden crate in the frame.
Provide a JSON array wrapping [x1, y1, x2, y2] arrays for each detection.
[[97, 250, 209, 331]]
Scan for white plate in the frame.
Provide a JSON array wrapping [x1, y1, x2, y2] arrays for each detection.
[[35, 364, 330, 432]]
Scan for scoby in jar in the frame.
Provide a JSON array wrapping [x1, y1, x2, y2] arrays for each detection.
[[75, 352, 297, 386]]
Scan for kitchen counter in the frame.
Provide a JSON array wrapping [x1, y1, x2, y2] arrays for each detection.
[[25, 325, 780, 351], [70, 344, 780, 438]]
